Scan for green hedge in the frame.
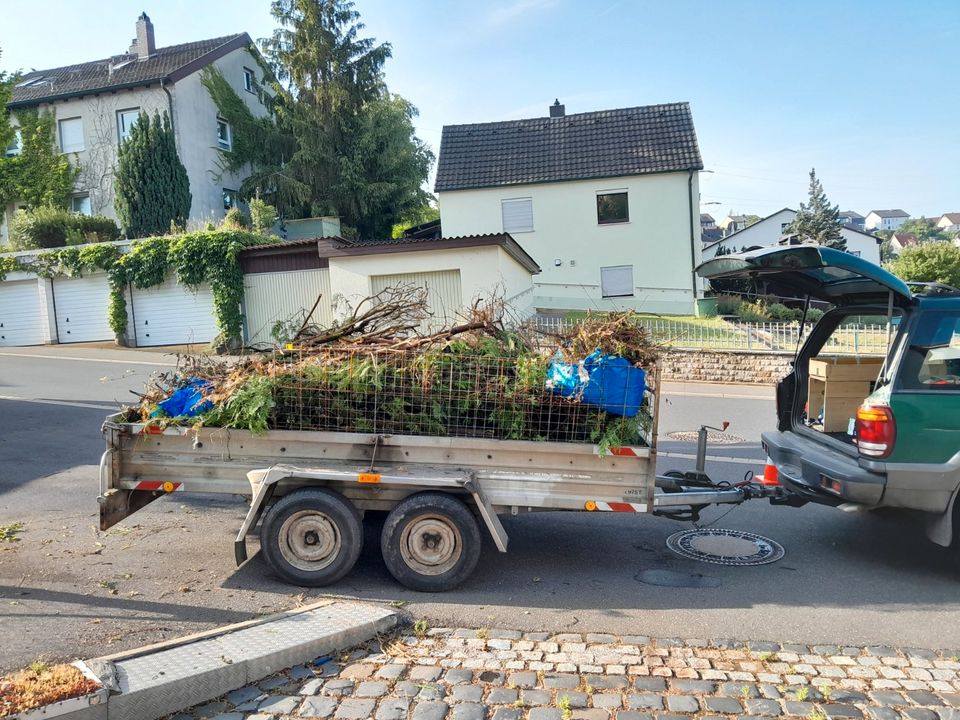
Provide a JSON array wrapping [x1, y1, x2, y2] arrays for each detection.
[[9, 206, 120, 249]]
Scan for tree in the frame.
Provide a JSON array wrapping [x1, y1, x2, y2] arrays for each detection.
[[0, 110, 78, 211], [114, 111, 191, 238], [0, 48, 15, 153], [205, 1, 433, 237], [887, 241, 960, 289], [789, 168, 845, 251], [896, 217, 950, 243]]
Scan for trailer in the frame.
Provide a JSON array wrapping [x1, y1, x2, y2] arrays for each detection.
[[99, 373, 779, 591]]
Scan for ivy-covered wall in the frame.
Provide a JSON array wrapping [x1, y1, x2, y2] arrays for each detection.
[[2, 229, 271, 343]]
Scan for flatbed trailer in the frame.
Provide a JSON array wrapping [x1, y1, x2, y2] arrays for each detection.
[[99, 376, 778, 591]]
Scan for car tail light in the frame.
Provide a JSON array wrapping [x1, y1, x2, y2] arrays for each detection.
[[855, 404, 896, 459]]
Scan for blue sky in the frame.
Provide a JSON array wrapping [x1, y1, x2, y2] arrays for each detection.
[[3, 0, 958, 219]]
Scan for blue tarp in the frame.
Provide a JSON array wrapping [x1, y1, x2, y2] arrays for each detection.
[[154, 378, 214, 418], [547, 350, 646, 417]]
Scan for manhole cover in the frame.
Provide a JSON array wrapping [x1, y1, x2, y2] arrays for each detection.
[[667, 430, 745, 444], [665, 528, 785, 566]]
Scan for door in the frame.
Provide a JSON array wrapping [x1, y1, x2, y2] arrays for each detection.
[[130, 277, 218, 347], [370, 269, 462, 332], [244, 268, 334, 345], [53, 274, 113, 343], [696, 245, 913, 306], [0, 279, 45, 347]]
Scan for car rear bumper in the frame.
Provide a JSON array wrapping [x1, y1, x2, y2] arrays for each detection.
[[761, 430, 885, 506]]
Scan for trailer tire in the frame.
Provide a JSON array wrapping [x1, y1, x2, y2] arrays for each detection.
[[381, 492, 481, 592], [261, 488, 362, 587]]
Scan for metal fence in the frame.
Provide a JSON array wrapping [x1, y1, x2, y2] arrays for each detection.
[[533, 316, 891, 355]]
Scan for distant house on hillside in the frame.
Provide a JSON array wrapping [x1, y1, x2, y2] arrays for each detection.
[[701, 208, 881, 265], [864, 209, 910, 232], [436, 100, 705, 315], [936, 213, 960, 235], [700, 213, 717, 230], [719, 214, 749, 236], [838, 211, 865, 231], [701, 227, 723, 244], [2, 13, 270, 242], [889, 233, 920, 255]]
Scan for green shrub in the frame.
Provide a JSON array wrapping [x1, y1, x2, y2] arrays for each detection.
[[738, 301, 771, 322], [767, 303, 801, 322], [9, 206, 120, 249], [249, 198, 276, 232], [716, 294, 742, 315], [806, 308, 824, 323], [222, 207, 250, 230]]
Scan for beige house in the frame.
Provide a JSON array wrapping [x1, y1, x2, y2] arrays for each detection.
[[2, 13, 269, 242], [435, 102, 705, 316], [937, 213, 960, 235]]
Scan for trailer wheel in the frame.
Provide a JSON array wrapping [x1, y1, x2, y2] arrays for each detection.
[[381, 492, 481, 592], [261, 488, 362, 587]]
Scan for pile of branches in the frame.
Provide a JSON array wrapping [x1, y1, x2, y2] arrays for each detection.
[[130, 292, 660, 447]]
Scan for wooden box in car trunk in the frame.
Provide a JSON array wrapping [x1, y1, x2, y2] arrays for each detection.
[[808, 356, 884, 432]]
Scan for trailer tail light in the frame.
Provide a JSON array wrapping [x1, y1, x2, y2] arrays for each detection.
[[855, 404, 896, 459]]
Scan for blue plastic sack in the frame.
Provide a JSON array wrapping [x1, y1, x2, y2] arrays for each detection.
[[155, 378, 214, 418], [547, 350, 646, 417]]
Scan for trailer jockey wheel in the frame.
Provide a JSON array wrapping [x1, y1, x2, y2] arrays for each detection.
[[381, 492, 481, 592], [261, 488, 363, 586]]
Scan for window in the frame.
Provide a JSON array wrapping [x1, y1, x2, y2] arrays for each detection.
[[900, 312, 960, 390], [243, 67, 255, 93], [600, 265, 634, 298], [501, 198, 533, 233], [59, 117, 84, 153], [596, 191, 629, 224], [217, 118, 232, 150], [223, 188, 237, 211], [780, 222, 791, 233], [4, 129, 21, 157], [117, 108, 141, 144], [71, 194, 92, 215]]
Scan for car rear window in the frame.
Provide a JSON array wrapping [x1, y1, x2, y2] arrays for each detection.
[[899, 311, 960, 390]]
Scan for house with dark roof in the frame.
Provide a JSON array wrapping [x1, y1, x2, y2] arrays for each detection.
[[864, 209, 910, 232], [2, 13, 270, 242], [701, 208, 882, 265], [718, 214, 750, 236], [936, 213, 960, 235], [434, 100, 705, 315], [838, 210, 865, 231], [700, 213, 717, 230]]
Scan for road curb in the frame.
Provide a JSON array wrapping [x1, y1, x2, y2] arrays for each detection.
[[89, 600, 399, 720]]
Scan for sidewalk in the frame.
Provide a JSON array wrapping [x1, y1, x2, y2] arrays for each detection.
[[166, 628, 960, 720]]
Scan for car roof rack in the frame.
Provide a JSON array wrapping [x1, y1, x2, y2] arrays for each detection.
[[905, 281, 960, 297]]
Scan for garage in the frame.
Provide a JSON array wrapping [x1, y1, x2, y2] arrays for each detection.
[[244, 268, 333, 346], [0, 279, 45, 347], [52, 274, 113, 343], [130, 277, 218, 347], [371, 269, 463, 332]]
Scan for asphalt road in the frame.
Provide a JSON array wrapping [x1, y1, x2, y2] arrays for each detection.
[[1, 346, 959, 673]]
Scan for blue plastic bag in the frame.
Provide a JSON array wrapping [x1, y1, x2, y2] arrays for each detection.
[[547, 350, 646, 417], [154, 378, 214, 418]]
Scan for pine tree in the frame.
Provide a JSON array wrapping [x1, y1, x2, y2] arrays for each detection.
[[789, 168, 846, 251], [114, 111, 191, 238]]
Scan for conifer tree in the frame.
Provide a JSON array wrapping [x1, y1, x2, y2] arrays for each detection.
[[789, 168, 846, 251], [114, 111, 191, 238]]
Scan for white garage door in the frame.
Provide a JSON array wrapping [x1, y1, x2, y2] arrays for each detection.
[[53, 274, 113, 343], [0, 279, 45, 347], [131, 277, 218, 347], [370, 269, 462, 332], [244, 268, 333, 346]]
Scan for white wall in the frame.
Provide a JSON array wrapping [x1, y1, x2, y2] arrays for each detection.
[[439, 172, 700, 315], [328, 245, 535, 321], [172, 46, 270, 229], [701, 208, 881, 265], [865, 213, 908, 232]]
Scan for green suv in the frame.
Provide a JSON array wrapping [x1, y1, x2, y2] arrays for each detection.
[[698, 245, 960, 547]]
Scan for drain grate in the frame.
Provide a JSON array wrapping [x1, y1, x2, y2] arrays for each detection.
[[665, 528, 785, 566]]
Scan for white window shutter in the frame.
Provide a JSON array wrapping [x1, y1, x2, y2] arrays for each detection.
[[501, 198, 533, 233], [601, 265, 634, 298]]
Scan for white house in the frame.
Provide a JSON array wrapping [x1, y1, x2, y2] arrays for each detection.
[[889, 233, 919, 255], [719, 214, 750, 236], [937, 213, 960, 235], [700, 208, 882, 265], [864, 209, 910, 232], [2, 13, 270, 242], [435, 101, 705, 316]]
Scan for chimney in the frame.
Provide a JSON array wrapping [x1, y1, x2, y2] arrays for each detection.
[[549, 99, 565, 118], [135, 12, 155, 60]]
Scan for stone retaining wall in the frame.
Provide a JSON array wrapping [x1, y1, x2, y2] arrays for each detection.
[[660, 349, 793, 385]]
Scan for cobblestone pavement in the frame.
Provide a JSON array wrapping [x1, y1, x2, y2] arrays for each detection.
[[168, 628, 960, 720]]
